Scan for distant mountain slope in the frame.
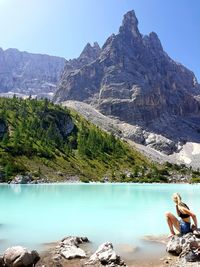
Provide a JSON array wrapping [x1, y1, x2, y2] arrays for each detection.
[[0, 42, 101, 99], [0, 48, 66, 97], [54, 10, 200, 155]]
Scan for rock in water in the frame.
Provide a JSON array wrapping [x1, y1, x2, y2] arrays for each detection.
[[60, 246, 86, 260], [3, 246, 40, 267], [86, 242, 126, 266], [55, 236, 89, 260]]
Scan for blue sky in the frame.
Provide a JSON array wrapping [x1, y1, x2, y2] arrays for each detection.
[[0, 0, 199, 80]]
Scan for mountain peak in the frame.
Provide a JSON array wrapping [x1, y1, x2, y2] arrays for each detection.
[[79, 42, 101, 62], [119, 10, 141, 38]]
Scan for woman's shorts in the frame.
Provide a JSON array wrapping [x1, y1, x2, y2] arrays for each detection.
[[179, 219, 191, 235]]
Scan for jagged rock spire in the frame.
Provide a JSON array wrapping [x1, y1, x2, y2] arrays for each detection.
[[79, 42, 101, 61], [119, 10, 141, 38]]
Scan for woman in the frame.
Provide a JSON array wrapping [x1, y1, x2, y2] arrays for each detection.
[[165, 193, 198, 237]]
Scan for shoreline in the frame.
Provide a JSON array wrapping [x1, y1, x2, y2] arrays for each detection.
[[0, 235, 174, 267], [37, 236, 176, 267], [0, 181, 198, 185]]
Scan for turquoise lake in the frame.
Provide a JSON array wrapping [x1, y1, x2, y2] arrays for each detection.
[[0, 183, 200, 254]]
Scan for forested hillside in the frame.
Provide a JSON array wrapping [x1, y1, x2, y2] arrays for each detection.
[[0, 97, 185, 183]]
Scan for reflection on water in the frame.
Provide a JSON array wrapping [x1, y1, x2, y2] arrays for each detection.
[[0, 183, 200, 253], [10, 184, 22, 194]]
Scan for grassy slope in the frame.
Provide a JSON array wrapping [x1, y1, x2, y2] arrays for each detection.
[[0, 97, 154, 182]]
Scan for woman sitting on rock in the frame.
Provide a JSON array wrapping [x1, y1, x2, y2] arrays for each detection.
[[165, 193, 197, 237]]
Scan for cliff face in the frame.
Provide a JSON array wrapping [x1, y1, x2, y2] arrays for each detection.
[[57, 42, 101, 92], [0, 48, 66, 97], [54, 10, 200, 148]]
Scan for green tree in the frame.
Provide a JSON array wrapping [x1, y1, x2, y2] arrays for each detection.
[[4, 162, 13, 180]]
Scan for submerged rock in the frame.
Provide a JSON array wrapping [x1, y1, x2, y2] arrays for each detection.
[[86, 242, 126, 266], [142, 234, 168, 244]]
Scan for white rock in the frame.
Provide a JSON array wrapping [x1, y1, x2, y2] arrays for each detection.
[[60, 245, 86, 259]]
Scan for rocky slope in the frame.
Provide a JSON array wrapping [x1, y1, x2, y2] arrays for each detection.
[[54, 10, 200, 158], [62, 101, 200, 169]]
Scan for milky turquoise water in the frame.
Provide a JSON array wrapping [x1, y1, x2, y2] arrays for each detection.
[[0, 183, 200, 253]]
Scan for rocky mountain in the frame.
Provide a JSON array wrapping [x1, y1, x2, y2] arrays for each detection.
[[54, 10, 200, 160], [0, 48, 66, 98], [58, 42, 101, 85], [0, 42, 101, 99]]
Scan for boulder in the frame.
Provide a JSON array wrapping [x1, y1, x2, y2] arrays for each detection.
[[3, 246, 40, 267], [166, 235, 183, 255], [11, 175, 32, 184], [166, 233, 200, 265], [86, 242, 126, 266], [55, 236, 89, 260], [166, 233, 198, 256], [60, 246, 86, 259], [60, 236, 89, 247]]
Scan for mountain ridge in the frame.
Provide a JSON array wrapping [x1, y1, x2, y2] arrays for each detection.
[[0, 41, 101, 99]]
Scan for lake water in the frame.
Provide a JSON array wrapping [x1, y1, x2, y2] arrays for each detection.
[[0, 183, 200, 255]]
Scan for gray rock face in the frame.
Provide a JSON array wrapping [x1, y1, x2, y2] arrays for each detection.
[[54, 10, 200, 153], [0, 48, 66, 98]]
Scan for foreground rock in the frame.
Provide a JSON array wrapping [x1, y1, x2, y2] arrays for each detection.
[[36, 236, 90, 266], [2, 246, 40, 267], [86, 242, 126, 266], [166, 233, 200, 266], [35, 236, 127, 267], [56, 236, 88, 260]]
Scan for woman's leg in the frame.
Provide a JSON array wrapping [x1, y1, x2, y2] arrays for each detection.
[[165, 212, 180, 236]]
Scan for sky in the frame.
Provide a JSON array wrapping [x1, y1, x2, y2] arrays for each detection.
[[0, 0, 199, 80]]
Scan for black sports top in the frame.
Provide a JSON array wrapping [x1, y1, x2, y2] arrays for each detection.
[[176, 203, 190, 219]]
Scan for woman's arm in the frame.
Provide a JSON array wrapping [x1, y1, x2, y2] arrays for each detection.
[[176, 205, 180, 217], [181, 207, 198, 228]]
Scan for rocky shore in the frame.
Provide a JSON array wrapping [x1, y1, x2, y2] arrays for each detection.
[[1, 232, 200, 267], [1, 173, 196, 185]]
